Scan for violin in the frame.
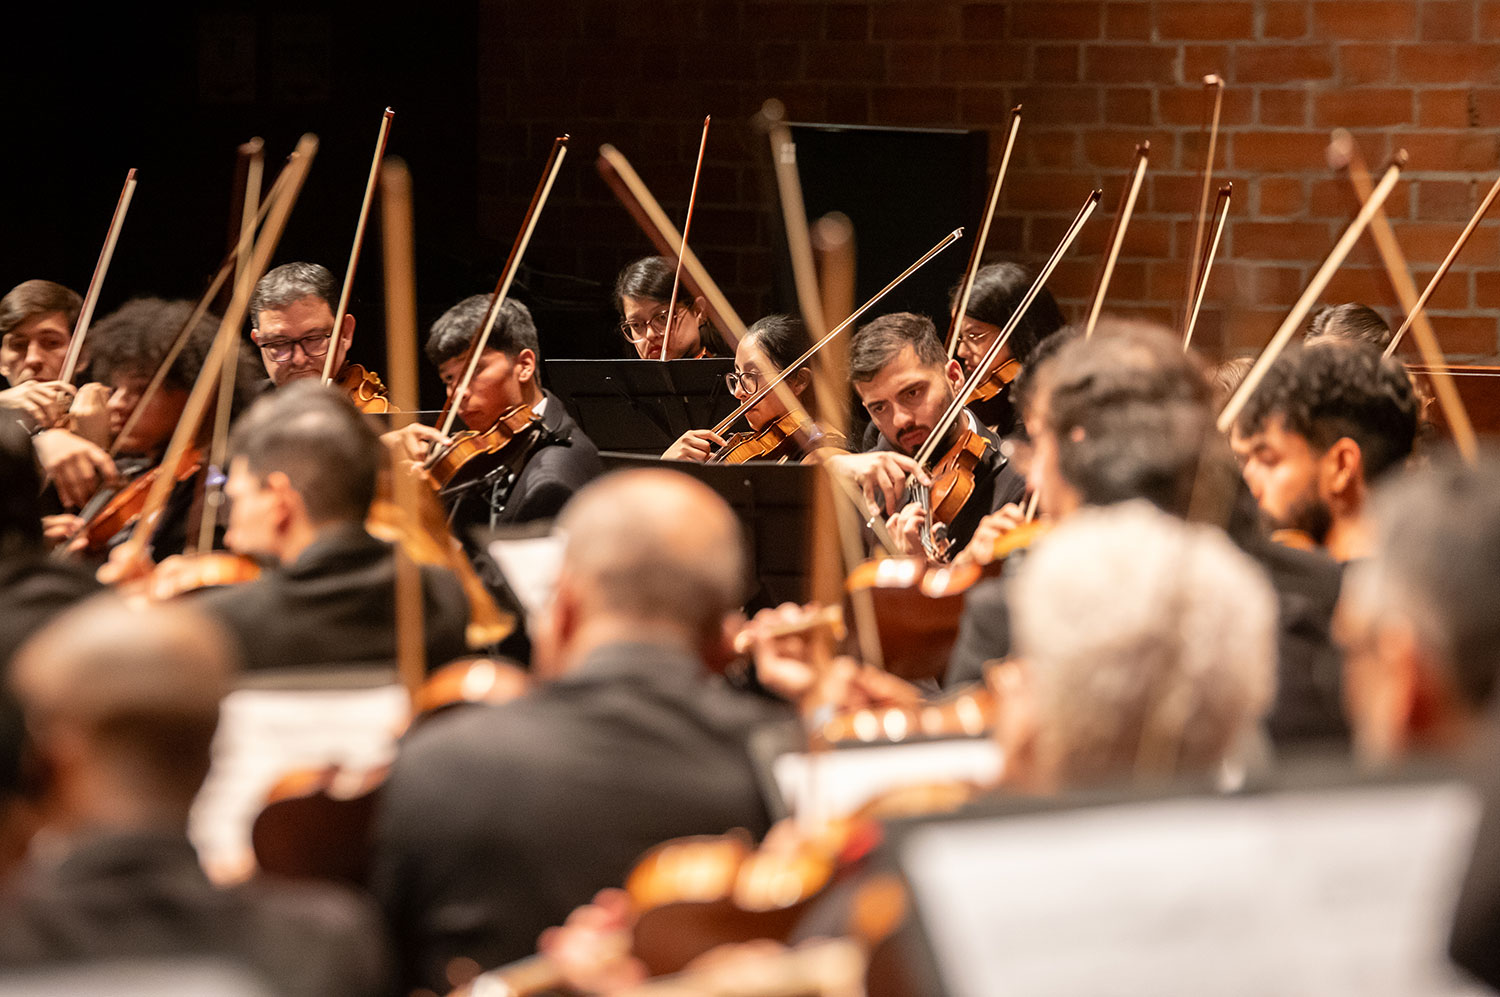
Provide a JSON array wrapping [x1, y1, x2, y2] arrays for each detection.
[[73, 447, 203, 555], [915, 425, 993, 562], [423, 404, 544, 491], [334, 363, 395, 415], [135, 551, 261, 601], [819, 686, 995, 746], [963, 356, 1020, 405], [710, 410, 813, 464]]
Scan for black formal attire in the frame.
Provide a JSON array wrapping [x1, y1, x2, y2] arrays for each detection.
[[372, 641, 791, 992], [444, 390, 603, 532], [0, 552, 101, 672], [0, 830, 391, 997], [869, 410, 1027, 556], [1450, 713, 1500, 987], [195, 523, 470, 673]]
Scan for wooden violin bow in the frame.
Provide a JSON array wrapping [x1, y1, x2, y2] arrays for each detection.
[[1084, 141, 1149, 340], [1217, 152, 1404, 435], [912, 190, 1100, 472], [1182, 74, 1224, 335], [946, 104, 1022, 359], [323, 107, 395, 384], [1182, 183, 1232, 352], [439, 135, 568, 438], [59, 168, 138, 385], [1329, 132, 1477, 464], [659, 115, 710, 361]]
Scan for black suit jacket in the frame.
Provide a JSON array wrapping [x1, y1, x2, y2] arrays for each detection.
[[0, 553, 102, 673], [195, 524, 470, 673], [0, 831, 391, 997], [372, 641, 791, 992]]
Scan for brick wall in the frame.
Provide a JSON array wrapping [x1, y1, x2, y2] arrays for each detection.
[[479, 0, 1500, 360]]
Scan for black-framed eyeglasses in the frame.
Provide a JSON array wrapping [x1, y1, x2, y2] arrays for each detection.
[[725, 368, 761, 394], [256, 332, 332, 363], [619, 305, 682, 345]]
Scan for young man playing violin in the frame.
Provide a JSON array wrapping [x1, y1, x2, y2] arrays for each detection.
[[1229, 337, 1417, 564], [824, 312, 1025, 559], [388, 295, 602, 532]]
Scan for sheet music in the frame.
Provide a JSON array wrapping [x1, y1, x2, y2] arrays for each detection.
[[487, 531, 566, 623]]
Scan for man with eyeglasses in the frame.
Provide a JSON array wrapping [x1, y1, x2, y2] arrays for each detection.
[[249, 262, 392, 407]]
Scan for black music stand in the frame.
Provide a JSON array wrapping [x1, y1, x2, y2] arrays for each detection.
[[544, 358, 739, 455], [598, 452, 814, 611]]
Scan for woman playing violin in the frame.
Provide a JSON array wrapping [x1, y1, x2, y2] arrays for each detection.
[[612, 256, 727, 361], [950, 262, 1066, 436], [662, 315, 846, 464]]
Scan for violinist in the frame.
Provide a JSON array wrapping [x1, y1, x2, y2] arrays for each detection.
[[249, 262, 393, 408], [662, 314, 847, 463], [192, 382, 470, 674], [825, 312, 1024, 556], [397, 294, 602, 530], [612, 255, 727, 360], [950, 262, 1065, 436], [1305, 301, 1394, 350], [1229, 338, 1418, 564]]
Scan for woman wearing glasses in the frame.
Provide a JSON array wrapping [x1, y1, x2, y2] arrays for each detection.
[[950, 262, 1066, 436], [662, 314, 845, 463], [612, 256, 727, 361]]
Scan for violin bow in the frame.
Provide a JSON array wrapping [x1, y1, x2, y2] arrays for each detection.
[[380, 157, 428, 698], [946, 105, 1022, 359], [1083, 142, 1149, 340], [438, 135, 568, 438], [114, 136, 319, 571], [195, 140, 266, 554], [1385, 171, 1500, 357], [1182, 74, 1224, 335], [59, 169, 138, 385], [1182, 183, 1232, 353], [323, 107, 395, 384], [659, 115, 710, 361], [1329, 132, 1477, 464], [912, 190, 1101, 472], [1217, 152, 1404, 435]]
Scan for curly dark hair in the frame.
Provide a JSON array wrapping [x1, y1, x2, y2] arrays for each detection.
[[1234, 338, 1417, 481]]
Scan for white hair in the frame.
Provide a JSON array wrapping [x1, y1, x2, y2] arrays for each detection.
[[1010, 501, 1278, 786]]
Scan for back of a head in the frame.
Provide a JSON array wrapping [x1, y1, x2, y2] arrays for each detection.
[[849, 312, 945, 383], [0, 280, 82, 341], [0, 418, 43, 558], [10, 596, 236, 808], [425, 294, 540, 367], [1234, 338, 1418, 481], [1306, 302, 1392, 351], [1361, 455, 1500, 712], [249, 262, 335, 325], [1011, 501, 1277, 788], [556, 469, 745, 638], [956, 262, 1066, 364], [229, 382, 379, 524], [1041, 319, 1215, 516]]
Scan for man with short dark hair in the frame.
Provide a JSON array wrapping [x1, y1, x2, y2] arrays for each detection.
[[1306, 302, 1392, 350], [0, 279, 83, 428], [826, 312, 1025, 558], [389, 294, 602, 531], [1230, 338, 1418, 563], [193, 382, 469, 673]]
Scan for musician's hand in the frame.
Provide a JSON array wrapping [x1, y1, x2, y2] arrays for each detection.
[[96, 542, 151, 586], [662, 428, 725, 463], [0, 380, 75, 430], [886, 502, 927, 558], [33, 429, 119, 509], [67, 382, 113, 447], [537, 888, 646, 995], [42, 514, 85, 552], [959, 503, 1027, 567], [822, 450, 926, 517], [381, 422, 447, 462]]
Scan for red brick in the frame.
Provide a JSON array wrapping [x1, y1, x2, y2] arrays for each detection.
[[1011, 2, 1103, 39], [959, 88, 1019, 125], [805, 42, 884, 82], [826, 4, 870, 40], [1307, 176, 1413, 220], [1419, 179, 1481, 222], [1421, 1, 1473, 40], [1313, 88, 1415, 128], [873, 5, 961, 41], [1259, 176, 1305, 215], [1312, 1, 1418, 40], [1473, 267, 1500, 308], [1262, 2, 1309, 39], [1095, 260, 1149, 301], [1006, 173, 1105, 212], [1083, 129, 1168, 168], [1150, 175, 1208, 214], [1398, 130, 1500, 171], [1258, 88, 1309, 126], [1013, 85, 1102, 124], [1405, 268, 1472, 310], [1423, 314, 1498, 355], [827, 85, 870, 123], [1484, 1, 1500, 36], [1472, 89, 1500, 128], [1083, 45, 1176, 84], [960, 3, 1006, 39], [1147, 259, 1195, 301], [1034, 45, 1082, 82], [869, 86, 959, 124], [746, 3, 824, 39], [757, 42, 804, 81], [887, 42, 942, 84], [1180, 127, 1231, 171], [1394, 222, 1500, 264], [1028, 130, 1080, 167], [1234, 220, 1335, 259], [1157, 2, 1255, 39], [1105, 2, 1151, 39], [1418, 88, 1475, 128], [1234, 265, 1309, 302], [1322, 267, 1404, 309], [1105, 87, 1153, 125], [1232, 130, 1335, 171], [937, 43, 1028, 83], [1224, 308, 1294, 351], [1339, 44, 1396, 84], [1158, 87, 1253, 126], [1182, 45, 1233, 82], [1235, 44, 1336, 83], [1395, 44, 1500, 84]]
